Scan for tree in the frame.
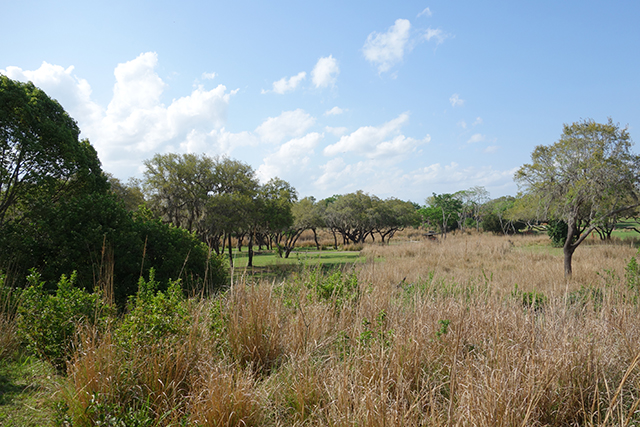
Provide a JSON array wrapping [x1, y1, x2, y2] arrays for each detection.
[[0, 76, 106, 226], [420, 193, 462, 237], [323, 191, 377, 245], [282, 196, 325, 256], [372, 198, 420, 243], [142, 153, 216, 233], [482, 196, 525, 234], [515, 119, 640, 276], [107, 174, 145, 211], [248, 178, 296, 265]]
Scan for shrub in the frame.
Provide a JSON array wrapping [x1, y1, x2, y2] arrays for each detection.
[[17, 270, 105, 369], [310, 270, 359, 308], [547, 219, 568, 247], [117, 269, 190, 348]]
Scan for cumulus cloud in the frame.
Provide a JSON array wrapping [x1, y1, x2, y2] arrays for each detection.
[[312, 56, 339, 88], [256, 132, 323, 182], [363, 19, 411, 73], [449, 93, 464, 107], [201, 72, 217, 80], [3, 52, 241, 178], [323, 112, 428, 161], [2, 61, 103, 127], [264, 71, 306, 94], [324, 106, 344, 116], [255, 109, 316, 144]]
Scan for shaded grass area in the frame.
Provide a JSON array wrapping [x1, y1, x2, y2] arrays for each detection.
[[226, 247, 366, 280], [0, 356, 61, 427]]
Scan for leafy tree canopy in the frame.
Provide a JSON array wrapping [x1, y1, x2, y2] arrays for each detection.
[[0, 76, 107, 225], [515, 118, 640, 275]]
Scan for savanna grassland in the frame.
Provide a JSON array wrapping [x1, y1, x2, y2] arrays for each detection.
[[4, 232, 640, 426]]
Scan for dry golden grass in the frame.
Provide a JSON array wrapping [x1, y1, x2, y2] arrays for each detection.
[[59, 233, 640, 426]]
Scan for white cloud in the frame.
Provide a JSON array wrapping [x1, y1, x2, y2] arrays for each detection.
[[255, 109, 316, 144], [201, 72, 217, 80], [325, 126, 348, 137], [449, 93, 464, 107], [424, 28, 447, 44], [265, 71, 306, 94], [408, 163, 517, 191], [256, 132, 323, 182], [312, 55, 339, 88], [467, 133, 485, 144], [324, 106, 344, 116], [473, 117, 483, 126], [314, 158, 517, 201], [2, 53, 240, 179], [418, 7, 432, 17], [1, 61, 103, 128], [457, 120, 467, 129], [323, 112, 428, 161], [363, 19, 411, 73]]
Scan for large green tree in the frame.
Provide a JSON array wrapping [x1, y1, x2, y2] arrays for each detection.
[[0, 76, 106, 226], [515, 119, 640, 276]]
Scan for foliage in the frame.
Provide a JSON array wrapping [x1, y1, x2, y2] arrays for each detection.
[[481, 213, 503, 234], [16, 270, 105, 369], [0, 192, 226, 306], [107, 174, 145, 212], [420, 193, 462, 236], [547, 220, 568, 247], [515, 118, 640, 275], [309, 269, 359, 308], [117, 269, 190, 348], [0, 76, 107, 226], [511, 284, 547, 311], [625, 254, 640, 303], [323, 191, 418, 245]]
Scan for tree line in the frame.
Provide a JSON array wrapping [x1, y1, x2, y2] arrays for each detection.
[[3, 74, 640, 291]]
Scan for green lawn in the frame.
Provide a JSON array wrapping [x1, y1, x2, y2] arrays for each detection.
[[227, 247, 365, 268]]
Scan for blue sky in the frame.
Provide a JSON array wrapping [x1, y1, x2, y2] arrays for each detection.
[[2, 1, 639, 203]]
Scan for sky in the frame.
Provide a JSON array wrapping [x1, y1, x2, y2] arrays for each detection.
[[2, 1, 639, 203]]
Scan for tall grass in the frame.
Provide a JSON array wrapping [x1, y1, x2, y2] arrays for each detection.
[[50, 233, 640, 425]]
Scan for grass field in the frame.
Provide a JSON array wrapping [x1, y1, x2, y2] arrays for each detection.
[[4, 231, 640, 426]]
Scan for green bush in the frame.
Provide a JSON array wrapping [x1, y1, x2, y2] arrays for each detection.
[[310, 270, 359, 308], [17, 270, 106, 369], [481, 213, 503, 233], [117, 269, 190, 348], [547, 220, 568, 247]]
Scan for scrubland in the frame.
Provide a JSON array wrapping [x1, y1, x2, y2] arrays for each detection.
[[4, 232, 640, 426]]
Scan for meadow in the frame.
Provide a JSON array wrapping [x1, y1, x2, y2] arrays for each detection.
[[3, 231, 640, 426]]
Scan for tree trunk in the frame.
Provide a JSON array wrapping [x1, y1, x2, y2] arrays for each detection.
[[563, 219, 579, 277], [227, 233, 234, 268], [312, 228, 320, 250], [563, 245, 576, 277], [248, 232, 254, 267]]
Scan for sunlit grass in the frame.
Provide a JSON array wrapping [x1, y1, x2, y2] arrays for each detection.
[[6, 231, 640, 425]]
